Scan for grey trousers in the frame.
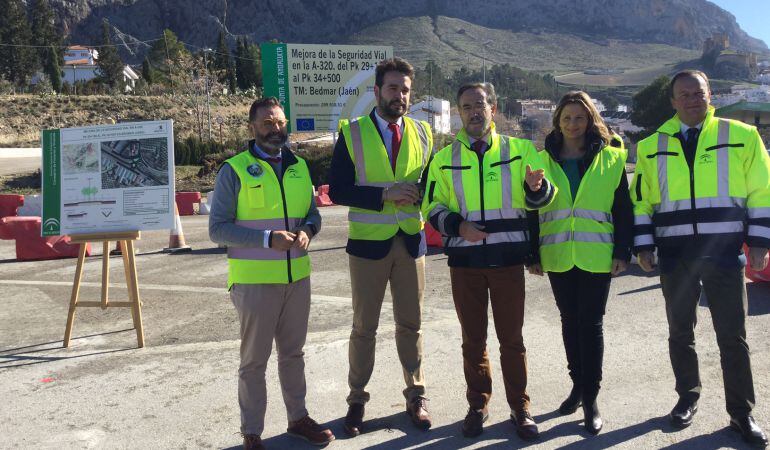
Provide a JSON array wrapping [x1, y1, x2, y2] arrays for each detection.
[[231, 278, 311, 435], [660, 258, 755, 417]]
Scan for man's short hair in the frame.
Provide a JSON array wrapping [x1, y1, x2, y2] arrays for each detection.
[[668, 70, 710, 99], [456, 82, 497, 106], [249, 97, 282, 122], [375, 57, 414, 88]]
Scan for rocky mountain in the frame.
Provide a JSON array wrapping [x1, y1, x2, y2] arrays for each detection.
[[48, 0, 768, 61]]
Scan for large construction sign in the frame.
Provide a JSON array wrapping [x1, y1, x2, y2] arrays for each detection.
[[261, 43, 393, 132]]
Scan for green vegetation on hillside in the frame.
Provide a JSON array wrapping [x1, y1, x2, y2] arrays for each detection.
[[349, 16, 699, 76]]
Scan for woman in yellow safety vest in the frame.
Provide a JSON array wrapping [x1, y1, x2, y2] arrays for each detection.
[[528, 91, 633, 435]]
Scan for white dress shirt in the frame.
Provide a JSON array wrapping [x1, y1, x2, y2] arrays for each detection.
[[374, 110, 404, 161]]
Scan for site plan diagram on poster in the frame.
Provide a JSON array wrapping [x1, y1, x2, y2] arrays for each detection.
[[42, 120, 175, 236]]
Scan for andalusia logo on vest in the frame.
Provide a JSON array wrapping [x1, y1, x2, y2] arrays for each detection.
[[698, 154, 714, 165], [486, 171, 498, 182], [247, 163, 264, 178], [286, 167, 302, 179]]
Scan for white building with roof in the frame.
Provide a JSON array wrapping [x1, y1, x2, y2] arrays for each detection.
[[409, 98, 451, 134]]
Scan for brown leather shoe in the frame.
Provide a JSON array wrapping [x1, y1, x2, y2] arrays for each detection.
[[462, 407, 489, 438], [344, 403, 365, 437], [287, 415, 335, 446], [406, 396, 432, 430], [511, 409, 539, 440], [242, 433, 265, 450]]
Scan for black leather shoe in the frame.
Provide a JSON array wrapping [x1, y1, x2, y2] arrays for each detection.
[[583, 402, 603, 435], [344, 403, 365, 437], [730, 415, 769, 448], [670, 398, 698, 429], [511, 409, 539, 440], [462, 407, 488, 438], [559, 385, 582, 415]]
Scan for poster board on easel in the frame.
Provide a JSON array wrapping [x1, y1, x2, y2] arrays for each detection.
[[41, 120, 176, 348]]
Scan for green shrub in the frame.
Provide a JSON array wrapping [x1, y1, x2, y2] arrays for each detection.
[[295, 142, 333, 187]]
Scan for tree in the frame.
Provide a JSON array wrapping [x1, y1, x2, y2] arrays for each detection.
[[96, 20, 124, 89], [213, 31, 230, 73], [212, 31, 237, 93], [630, 75, 675, 138], [30, 0, 62, 92], [147, 29, 190, 86], [44, 46, 61, 92], [227, 60, 237, 94], [234, 38, 246, 90], [0, 0, 38, 86], [412, 60, 451, 101], [235, 37, 261, 90], [30, 0, 60, 57], [141, 57, 153, 84]]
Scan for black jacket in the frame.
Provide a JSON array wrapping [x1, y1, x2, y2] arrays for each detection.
[[529, 131, 634, 264]]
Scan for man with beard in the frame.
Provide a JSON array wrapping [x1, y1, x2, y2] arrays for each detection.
[[209, 97, 333, 450], [422, 82, 554, 440], [328, 57, 434, 436]]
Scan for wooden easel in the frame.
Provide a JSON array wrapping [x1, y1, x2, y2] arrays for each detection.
[[63, 231, 144, 348]]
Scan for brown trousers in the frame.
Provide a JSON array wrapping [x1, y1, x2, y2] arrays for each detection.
[[347, 236, 426, 405], [450, 265, 530, 412]]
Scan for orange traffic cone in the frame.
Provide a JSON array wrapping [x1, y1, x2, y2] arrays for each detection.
[[163, 203, 192, 253]]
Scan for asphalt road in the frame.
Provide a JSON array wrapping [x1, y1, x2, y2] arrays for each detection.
[[1, 206, 770, 449], [0, 156, 40, 176]]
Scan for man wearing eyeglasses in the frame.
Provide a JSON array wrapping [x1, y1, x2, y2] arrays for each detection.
[[422, 82, 554, 441], [632, 70, 770, 447], [209, 97, 333, 450]]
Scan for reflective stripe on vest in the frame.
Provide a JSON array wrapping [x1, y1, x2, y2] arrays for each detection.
[[349, 118, 432, 188], [447, 231, 527, 247], [540, 231, 613, 245], [540, 208, 612, 224], [348, 210, 423, 224], [227, 217, 306, 260], [634, 213, 654, 247]]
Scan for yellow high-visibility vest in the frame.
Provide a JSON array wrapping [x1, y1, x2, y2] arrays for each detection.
[[632, 106, 770, 252], [225, 150, 313, 287], [539, 144, 626, 273], [338, 114, 432, 240]]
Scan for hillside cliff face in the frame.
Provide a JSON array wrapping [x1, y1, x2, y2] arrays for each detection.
[[50, 0, 767, 56]]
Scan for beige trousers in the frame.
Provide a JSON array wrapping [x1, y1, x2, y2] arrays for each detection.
[[230, 277, 310, 435], [347, 236, 426, 405]]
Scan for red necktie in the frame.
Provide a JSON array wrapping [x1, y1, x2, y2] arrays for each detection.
[[388, 122, 402, 172], [472, 140, 486, 156]]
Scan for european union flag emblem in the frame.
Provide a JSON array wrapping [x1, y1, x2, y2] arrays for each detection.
[[296, 118, 315, 131]]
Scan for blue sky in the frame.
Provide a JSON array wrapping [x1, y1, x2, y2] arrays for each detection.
[[709, 0, 770, 49]]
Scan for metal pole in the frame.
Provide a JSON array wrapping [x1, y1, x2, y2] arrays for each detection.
[[204, 50, 212, 141], [483, 51, 486, 84]]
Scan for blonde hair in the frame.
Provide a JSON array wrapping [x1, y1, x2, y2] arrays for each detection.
[[552, 91, 612, 146]]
